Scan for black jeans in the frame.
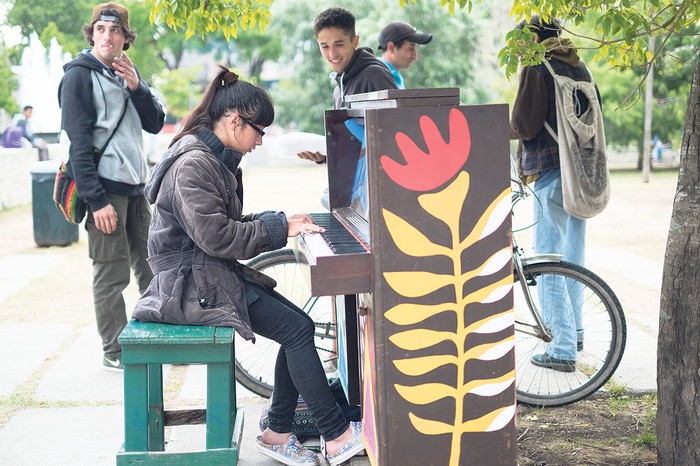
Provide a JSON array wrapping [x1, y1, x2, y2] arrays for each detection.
[[244, 280, 349, 441]]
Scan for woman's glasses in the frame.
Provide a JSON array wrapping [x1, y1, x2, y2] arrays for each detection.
[[241, 118, 265, 138]]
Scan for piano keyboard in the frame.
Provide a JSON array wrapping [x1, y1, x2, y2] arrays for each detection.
[[310, 213, 369, 254], [294, 211, 371, 296]]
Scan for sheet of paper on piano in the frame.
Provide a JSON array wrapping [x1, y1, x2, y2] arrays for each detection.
[[273, 131, 327, 158]]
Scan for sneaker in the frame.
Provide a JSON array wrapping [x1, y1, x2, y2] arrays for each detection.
[[255, 434, 320, 466], [103, 355, 123, 372], [531, 353, 576, 373], [322, 421, 365, 466], [577, 340, 584, 352]]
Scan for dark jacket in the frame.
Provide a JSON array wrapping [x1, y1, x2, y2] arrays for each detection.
[[510, 38, 600, 177], [58, 52, 165, 211], [132, 132, 288, 340], [332, 46, 397, 108]]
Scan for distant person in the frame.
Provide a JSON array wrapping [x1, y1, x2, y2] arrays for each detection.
[[651, 135, 669, 162], [297, 7, 397, 165], [132, 65, 365, 466], [12, 105, 49, 159], [377, 21, 432, 89], [58, 1, 165, 371], [510, 16, 602, 373]]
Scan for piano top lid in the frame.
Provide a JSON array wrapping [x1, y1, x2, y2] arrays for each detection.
[[344, 87, 460, 103]]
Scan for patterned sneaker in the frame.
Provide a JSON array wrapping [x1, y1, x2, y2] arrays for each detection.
[[255, 434, 320, 466], [322, 421, 365, 466], [103, 355, 123, 372]]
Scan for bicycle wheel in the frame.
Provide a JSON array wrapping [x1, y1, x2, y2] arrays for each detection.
[[513, 261, 626, 407], [235, 248, 336, 398]]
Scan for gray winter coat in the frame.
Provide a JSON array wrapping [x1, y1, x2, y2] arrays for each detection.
[[132, 134, 288, 340]]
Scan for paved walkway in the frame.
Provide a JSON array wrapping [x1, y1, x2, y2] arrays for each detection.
[[0, 157, 675, 464]]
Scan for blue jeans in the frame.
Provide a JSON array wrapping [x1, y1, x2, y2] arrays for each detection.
[[534, 169, 586, 360], [244, 280, 348, 441]]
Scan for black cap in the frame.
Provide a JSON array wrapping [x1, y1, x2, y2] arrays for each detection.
[[378, 21, 432, 50]]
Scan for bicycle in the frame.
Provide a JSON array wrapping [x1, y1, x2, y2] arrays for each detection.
[[236, 178, 626, 407]]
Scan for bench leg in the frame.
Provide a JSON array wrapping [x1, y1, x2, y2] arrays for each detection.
[[123, 363, 149, 451], [206, 361, 235, 449], [147, 364, 165, 451]]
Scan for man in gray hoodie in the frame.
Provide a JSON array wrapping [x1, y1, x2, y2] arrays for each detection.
[[58, 2, 165, 371]]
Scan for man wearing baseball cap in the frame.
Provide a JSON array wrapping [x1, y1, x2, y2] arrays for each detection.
[[58, 2, 165, 371], [377, 21, 433, 89]]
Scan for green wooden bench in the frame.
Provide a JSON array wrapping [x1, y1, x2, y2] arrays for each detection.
[[116, 320, 242, 465]]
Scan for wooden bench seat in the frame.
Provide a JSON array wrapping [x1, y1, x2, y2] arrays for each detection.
[[116, 320, 242, 465]]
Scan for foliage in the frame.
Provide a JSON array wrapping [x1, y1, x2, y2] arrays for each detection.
[[4, 0, 94, 55], [2, 0, 187, 82], [184, 25, 283, 82], [265, 0, 495, 132], [498, 0, 700, 81], [490, 0, 698, 162], [152, 66, 204, 120], [256, 0, 329, 133], [575, 24, 697, 151], [146, 0, 271, 40], [0, 45, 18, 114], [367, 0, 490, 103], [123, 1, 170, 82]]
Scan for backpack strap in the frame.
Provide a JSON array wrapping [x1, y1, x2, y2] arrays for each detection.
[[542, 59, 557, 78], [540, 60, 559, 143], [93, 94, 130, 166]]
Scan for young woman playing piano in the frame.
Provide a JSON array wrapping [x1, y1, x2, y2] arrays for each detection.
[[132, 66, 364, 466]]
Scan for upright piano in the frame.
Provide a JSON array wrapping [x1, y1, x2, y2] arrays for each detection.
[[294, 89, 517, 466]]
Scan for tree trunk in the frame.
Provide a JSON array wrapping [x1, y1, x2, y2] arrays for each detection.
[[657, 56, 700, 465]]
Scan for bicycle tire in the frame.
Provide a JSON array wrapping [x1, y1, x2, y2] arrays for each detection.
[[234, 248, 336, 398], [513, 261, 626, 407]]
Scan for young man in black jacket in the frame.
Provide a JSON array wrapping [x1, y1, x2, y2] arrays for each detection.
[[297, 7, 396, 164], [58, 1, 165, 371]]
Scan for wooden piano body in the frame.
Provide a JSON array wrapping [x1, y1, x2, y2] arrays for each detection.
[[294, 89, 516, 465]]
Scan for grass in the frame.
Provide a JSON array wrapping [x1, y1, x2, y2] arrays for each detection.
[[625, 393, 657, 447]]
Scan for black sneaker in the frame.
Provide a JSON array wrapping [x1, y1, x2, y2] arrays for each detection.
[[531, 353, 576, 373], [577, 341, 584, 352], [103, 355, 123, 372]]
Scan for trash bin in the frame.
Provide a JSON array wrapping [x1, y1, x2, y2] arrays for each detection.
[[30, 161, 79, 247]]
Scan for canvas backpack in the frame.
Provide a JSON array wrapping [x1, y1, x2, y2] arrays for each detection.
[[542, 59, 610, 219]]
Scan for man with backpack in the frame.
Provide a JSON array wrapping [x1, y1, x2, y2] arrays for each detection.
[[58, 2, 165, 371], [510, 16, 603, 373]]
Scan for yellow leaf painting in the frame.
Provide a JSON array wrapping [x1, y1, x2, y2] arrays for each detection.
[[382, 170, 514, 466]]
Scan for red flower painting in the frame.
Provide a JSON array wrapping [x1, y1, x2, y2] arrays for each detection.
[[380, 108, 471, 192]]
